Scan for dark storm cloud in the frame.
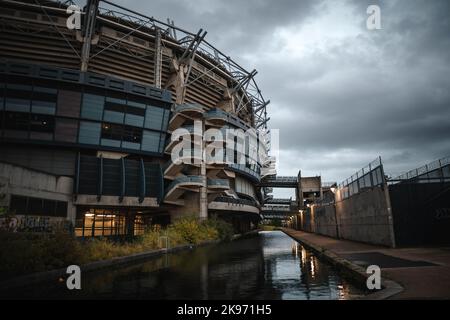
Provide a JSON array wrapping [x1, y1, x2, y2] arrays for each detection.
[[116, 0, 320, 55], [105, 0, 449, 188]]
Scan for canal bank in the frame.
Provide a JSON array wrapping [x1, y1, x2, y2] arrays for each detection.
[[1, 231, 367, 299], [0, 238, 222, 293], [282, 228, 450, 299]]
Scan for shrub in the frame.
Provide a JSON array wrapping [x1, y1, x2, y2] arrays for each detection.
[[203, 217, 234, 241], [0, 215, 235, 278], [169, 216, 219, 244]]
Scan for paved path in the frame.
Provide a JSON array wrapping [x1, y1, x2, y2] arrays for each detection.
[[282, 228, 450, 300]]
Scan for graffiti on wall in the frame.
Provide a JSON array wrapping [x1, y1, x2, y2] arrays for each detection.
[[0, 215, 73, 233]]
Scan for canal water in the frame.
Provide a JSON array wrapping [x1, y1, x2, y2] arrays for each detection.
[[9, 231, 366, 299]]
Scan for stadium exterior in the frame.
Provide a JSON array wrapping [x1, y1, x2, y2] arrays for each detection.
[[0, 0, 275, 237]]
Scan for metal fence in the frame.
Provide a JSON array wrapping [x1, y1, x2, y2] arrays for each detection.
[[391, 156, 450, 183], [337, 157, 385, 201]]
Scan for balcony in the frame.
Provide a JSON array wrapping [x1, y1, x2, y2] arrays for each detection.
[[204, 108, 228, 126], [164, 175, 204, 205], [208, 196, 259, 214], [165, 125, 203, 154], [168, 103, 205, 131], [164, 149, 202, 178], [207, 178, 230, 191], [228, 163, 261, 182]]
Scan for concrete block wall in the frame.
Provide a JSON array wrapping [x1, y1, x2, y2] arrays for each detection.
[[335, 186, 394, 246], [0, 162, 76, 223], [299, 186, 395, 247], [311, 204, 338, 238]]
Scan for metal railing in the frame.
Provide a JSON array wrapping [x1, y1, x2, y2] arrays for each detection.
[[228, 163, 261, 181], [392, 156, 450, 182], [173, 103, 205, 114], [214, 196, 257, 207], [165, 175, 203, 194], [322, 182, 337, 188], [337, 157, 385, 200], [204, 108, 228, 120], [207, 178, 230, 188]]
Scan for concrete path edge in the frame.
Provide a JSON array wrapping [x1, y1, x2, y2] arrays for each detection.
[[281, 228, 404, 300]]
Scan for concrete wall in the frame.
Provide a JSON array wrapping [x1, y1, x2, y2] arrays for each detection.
[[0, 162, 76, 223], [0, 145, 76, 177], [335, 186, 394, 246], [311, 204, 339, 238], [298, 186, 395, 247]]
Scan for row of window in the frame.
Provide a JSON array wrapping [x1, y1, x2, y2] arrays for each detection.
[[0, 81, 171, 133], [9, 195, 68, 217], [0, 111, 166, 154], [81, 94, 170, 131], [74, 208, 171, 238]]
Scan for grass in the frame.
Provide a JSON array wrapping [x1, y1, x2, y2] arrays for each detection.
[[0, 216, 234, 279]]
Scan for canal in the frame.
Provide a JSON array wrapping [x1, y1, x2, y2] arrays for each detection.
[[10, 231, 366, 299]]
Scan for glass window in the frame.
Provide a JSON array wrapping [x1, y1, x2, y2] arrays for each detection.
[[81, 94, 104, 120], [122, 125, 142, 143], [159, 133, 166, 153], [101, 123, 122, 141], [5, 84, 32, 112], [32, 87, 57, 115], [5, 111, 29, 131], [123, 100, 145, 127], [6, 98, 30, 112], [141, 130, 161, 153], [101, 138, 121, 148], [104, 97, 125, 124], [29, 114, 54, 133], [125, 113, 144, 127], [122, 141, 141, 150], [162, 109, 170, 131], [145, 105, 165, 131], [32, 100, 56, 115], [79, 121, 101, 145]]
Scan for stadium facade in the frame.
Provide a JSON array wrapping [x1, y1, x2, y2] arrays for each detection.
[[0, 0, 274, 237]]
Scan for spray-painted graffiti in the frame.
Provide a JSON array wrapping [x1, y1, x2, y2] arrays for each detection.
[[0, 215, 73, 233]]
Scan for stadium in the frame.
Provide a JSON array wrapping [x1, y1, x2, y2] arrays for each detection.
[[0, 0, 274, 237]]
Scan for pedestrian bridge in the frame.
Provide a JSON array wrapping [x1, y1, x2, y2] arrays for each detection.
[[258, 176, 298, 188]]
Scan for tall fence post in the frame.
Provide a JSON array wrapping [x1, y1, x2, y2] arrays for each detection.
[[381, 162, 396, 248]]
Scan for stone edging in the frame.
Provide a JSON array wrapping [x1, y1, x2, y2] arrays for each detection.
[[0, 240, 220, 292], [281, 229, 403, 300]]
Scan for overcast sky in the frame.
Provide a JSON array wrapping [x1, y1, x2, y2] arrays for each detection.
[[99, 0, 450, 197]]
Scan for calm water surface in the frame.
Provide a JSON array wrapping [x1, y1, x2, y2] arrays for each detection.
[[9, 231, 366, 299]]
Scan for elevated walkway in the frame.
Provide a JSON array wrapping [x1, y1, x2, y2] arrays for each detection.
[[259, 176, 298, 188]]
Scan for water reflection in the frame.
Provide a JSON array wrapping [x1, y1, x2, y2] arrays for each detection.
[[4, 231, 365, 300]]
